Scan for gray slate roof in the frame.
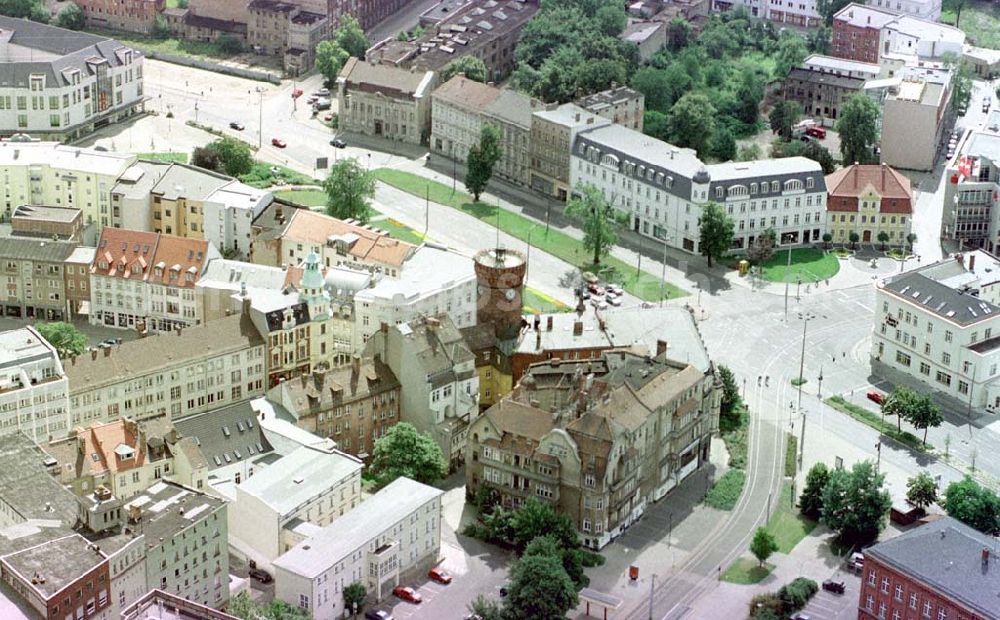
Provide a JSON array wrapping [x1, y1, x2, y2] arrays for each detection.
[[866, 516, 1000, 618], [0, 236, 77, 262], [174, 401, 274, 471], [882, 271, 999, 327], [0, 16, 140, 87], [0, 433, 77, 526]]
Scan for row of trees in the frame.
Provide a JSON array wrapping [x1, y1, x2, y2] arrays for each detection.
[[881, 385, 944, 446], [799, 460, 892, 544], [316, 16, 370, 87]]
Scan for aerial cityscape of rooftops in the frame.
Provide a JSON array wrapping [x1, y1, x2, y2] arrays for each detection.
[[1, 0, 1000, 617]]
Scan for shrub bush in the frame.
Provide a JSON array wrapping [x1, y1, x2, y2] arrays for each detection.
[[748, 592, 782, 619], [778, 577, 818, 612]]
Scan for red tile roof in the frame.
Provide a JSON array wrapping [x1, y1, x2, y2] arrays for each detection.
[[92, 228, 211, 288], [825, 164, 914, 214], [74, 420, 147, 476]]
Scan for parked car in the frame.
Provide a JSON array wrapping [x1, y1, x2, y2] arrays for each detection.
[[313, 99, 332, 111], [324, 113, 335, 122], [866, 391, 884, 405], [314, 88, 330, 97], [428, 567, 452, 584], [607, 294, 622, 306], [822, 579, 845, 594], [607, 284, 623, 295], [98, 339, 117, 349], [591, 298, 608, 310], [248, 568, 272, 583], [292, 88, 303, 99], [364, 611, 393, 620], [229, 121, 244, 131], [330, 138, 346, 148], [984, 96, 992, 113], [805, 126, 826, 139], [790, 614, 811, 620], [271, 138, 287, 148], [392, 586, 422, 603]]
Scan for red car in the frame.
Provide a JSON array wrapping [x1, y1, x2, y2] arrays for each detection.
[[805, 126, 826, 139], [291, 88, 303, 99], [428, 568, 452, 584], [271, 138, 286, 148], [392, 586, 422, 603], [867, 391, 884, 405]]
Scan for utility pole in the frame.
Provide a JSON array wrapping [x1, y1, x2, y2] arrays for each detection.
[[799, 410, 806, 468], [783, 247, 792, 320], [796, 313, 813, 410], [424, 184, 430, 238], [817, 367, 824, 398], [659, 237, 669, 306], [648, 574, 656, 620]]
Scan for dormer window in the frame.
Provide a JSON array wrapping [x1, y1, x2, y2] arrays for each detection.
[[131, 264, 141, 274], [98, 261, 108, 270]]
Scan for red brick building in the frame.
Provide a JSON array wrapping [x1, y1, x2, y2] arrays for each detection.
[[77, 0, 165, 35], [831, 3, 895, 64], [858, 517, 1000, 620]]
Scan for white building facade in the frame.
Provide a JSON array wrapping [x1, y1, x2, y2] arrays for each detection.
[[570, 124, 827, 254], [0, 326, 70, 442], [273, 477, 443, 620], [872, 251, 1000, 413]]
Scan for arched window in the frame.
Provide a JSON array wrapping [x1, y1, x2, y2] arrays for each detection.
[[784, 179, 804, 192]]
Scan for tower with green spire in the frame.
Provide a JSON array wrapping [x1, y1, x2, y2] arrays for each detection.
[[298, 252, 331, 321]]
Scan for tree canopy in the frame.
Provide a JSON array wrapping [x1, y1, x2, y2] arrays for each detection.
[[698, 202, 734, 267], [465, 124, 502, 201], [36, 322, 86, 358], [835, 94, 880, 166], [315, 40, 350, 88], [55, 2, 84, 30], [751, 527, 778, 567], [201, 137, 254, 177], [667, 92, 716, 158], [565, 183, 626, 265], [506, 554, 579, 620], [323, 157, 376, 224], [226, 592, 311, 620], [335, 15, 369, 58], [906, 472, 938, 511], [441, 56, 489, 83], [944, 477, 1000, 535], [799, 462, 829, 519], [370, 422, 448, 487], [821, 460, 891, 544]]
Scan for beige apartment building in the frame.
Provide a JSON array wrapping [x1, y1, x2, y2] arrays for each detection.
[[337, 58, 437, 145], [431, 77, 538, 187], [575, 86, 646, 132], [880, 65, 953, 172], [529, 103, 610, 201], [466, 349, 721, 550], [65, 310, 266, 427], [0, 236, 77, 321]]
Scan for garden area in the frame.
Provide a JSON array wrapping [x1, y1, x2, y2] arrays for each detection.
[[758, 248, 840, 283], [523, 288, 571, 315], [373, 168, 687, 302], [137, 152, 188, 164], [942, 0, 1000, 48]]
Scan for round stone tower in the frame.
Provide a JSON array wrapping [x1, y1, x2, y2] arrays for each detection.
[[474, 246, 527, 341]]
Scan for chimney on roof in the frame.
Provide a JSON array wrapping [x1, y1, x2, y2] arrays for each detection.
[[970, 253, 977, 272], [103, 346, 111, 357], [575, 112, 581, 122], [657, 339, 668, 356], [91, 349, 98, 360], [984, 547, 991, 567], [546, 316, 553, 331], [533, 313, 540, 331], [573, 320, 583, 336], [351, 354, 361, 375]]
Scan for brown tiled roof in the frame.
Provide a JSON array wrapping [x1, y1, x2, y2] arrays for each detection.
[[339, 57, 432, 98], [271, 358, 400, 417], [825, 164, 913, 214], [433, 76, 501, 111], [91, 228, 211, 288], [282, 209, 416, 268], [65, 313, 263, 390], [483, 399, 553, 442]]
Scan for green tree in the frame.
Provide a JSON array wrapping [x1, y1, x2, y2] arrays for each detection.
[[667, 93, 716, 158], [710, 126, 737, 162], [370, 422, 447, 486], [323, 157, 376, 224], [835, 94, 880, 165], [215, 34, 242, 55], [565, 183, 626, 265], [944, 0, 967, 24], [944, 477, 1000, 535], [883, 386, 927, 432], [809, 25, 832, 55], [666, 17, 691, 51], [506, 554, 578, 620], [335, 15, 369, 58], [440, 55, 489, 83], [594, 2, 627, 37], [778, 577, 819, 612], [717, 365, 741, 425], [36, 322, 86, 358], [945, 54, 973, 112], [822, 232, 833, 249], [467, 594, 504, 620], [342, 582, 366, 616], [510, 498, 579, 551], [523, 534, 585, 588], [733, 68, 764, 125], [55, 2, 84, 30], [698, 202, 734, 268], [746, 231, 775, 264], [737, 143, 762, 162], [877, 230, 890, 250], [750, 527, 779, 567], [748, 593, 784, 620], [848, 231, 860, 249], [315, 40, 350, 88], [821, 460, 891, 544], [774, 33, 808, 78], [191, 146, 223, 173], [768, 100, 800, 141], [906, 472, 938, 511], [205, 137, 253, 177], [152, 13, 171, 39], [643, 110, 669, 141], [907, 393, 943, 447], [799, 462, 829, 519], [906, 232, 917, 251], [817, 0, 853, 24], [575, 57, 628, 95], [226, 592, 311, 620], [465, 124, 502, 201]]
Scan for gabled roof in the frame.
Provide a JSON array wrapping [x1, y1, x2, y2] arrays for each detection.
[[91, 228, 212, 288], [282, 209, 416, 268], [0, 236, 77, 263], [269, 358, 400, 419], [237, 444, 361, 517], [432, 75, 501, 111], [338, 57, 435, 99], [174, 401, 274, 471], [825, 164, 913, 210]]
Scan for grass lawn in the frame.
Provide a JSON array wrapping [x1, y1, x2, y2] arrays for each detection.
[[825, 395, 931, 453], [721, 557, 774, 584], [240, 163, 318, 189], [90, 30, 240, 61], [137, 152, 188, 164], [722, 409, 749, 469], [765, 481, 817, 554], [275, 189, 327, 208], [372, 218, 424, 245], [784, 434, 798, 478], [523, 288, 572, 315], [759, 248, 840, 283], [943, 0, 1000, 48], [373, 168, 687, 301], [705, 469, 746, 511]]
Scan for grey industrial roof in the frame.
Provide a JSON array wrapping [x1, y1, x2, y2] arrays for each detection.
[[273, 477, 443, 578], [173, 401, 274, 471], [65, 313, 264, 390], [0, 433, 77, 526], [395, 315, 476, 387], [787, 66, 867, 90], [236, 444, 361, 516], [0, 16, 140, 88], [533, 103, 610, 129], [113, 161, 171, 201], [150, 163, 232, 202], [125, 480, 225, 545], [11, 205, 80, 223], [866, 517, 1000, 618], [0, 236, 77, 262], [196, 259, 287, 294], [1, 534, 105, 600]]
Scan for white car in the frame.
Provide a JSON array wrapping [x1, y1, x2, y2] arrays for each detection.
[[607, 295, 622, 306], [591, 298, 608, 310], [607, 284, 623, 295]]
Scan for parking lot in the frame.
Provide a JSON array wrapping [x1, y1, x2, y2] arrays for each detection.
[[797, 569, 861, 620]]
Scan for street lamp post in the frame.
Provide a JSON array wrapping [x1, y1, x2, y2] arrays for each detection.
[[817, 367, 824, 398], [659, 237, 670, 306], [796, 312, 815, 410], [648, 574, 657, 620], [255, 86, 265, 150]]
